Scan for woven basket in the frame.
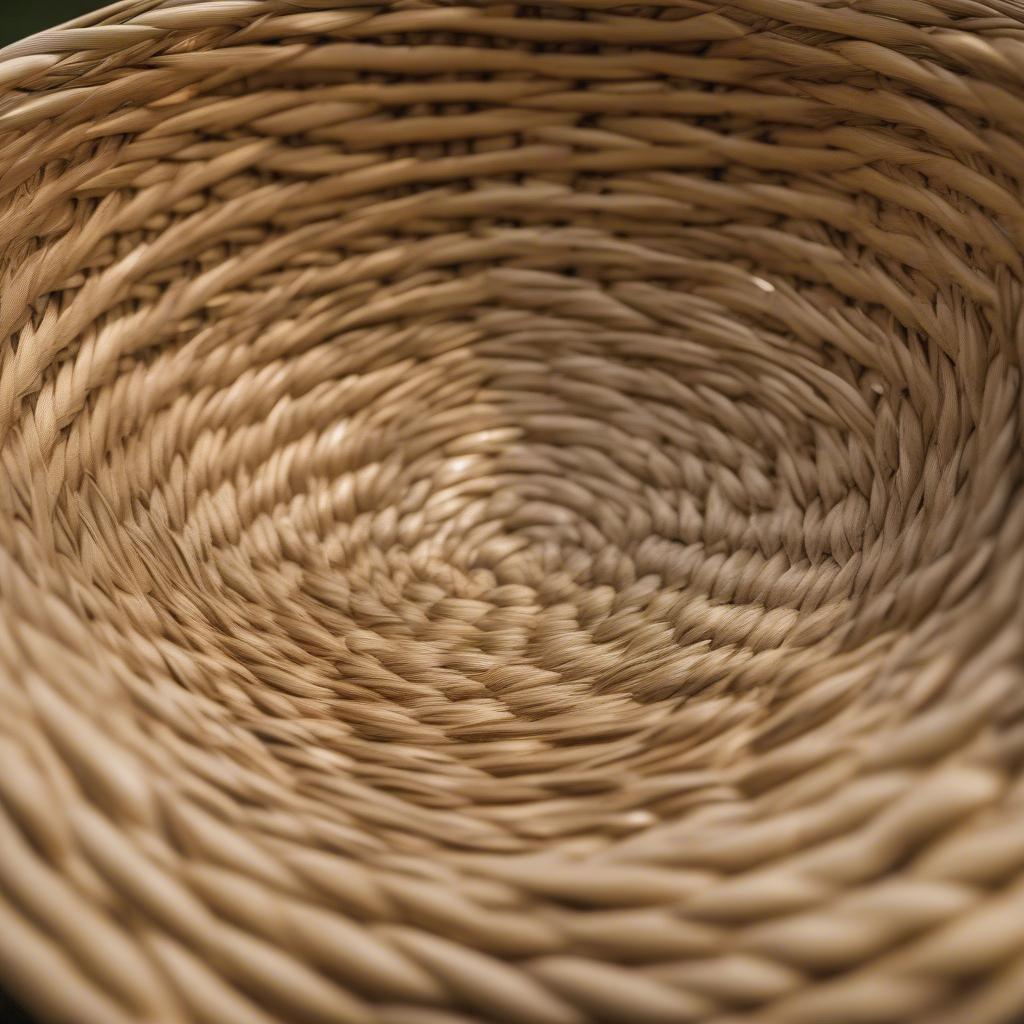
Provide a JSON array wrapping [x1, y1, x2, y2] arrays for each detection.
[[2, 2, 1024, 1023]]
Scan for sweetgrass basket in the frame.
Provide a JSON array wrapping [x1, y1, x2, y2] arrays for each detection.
[[1, 2, 1023, 1023]]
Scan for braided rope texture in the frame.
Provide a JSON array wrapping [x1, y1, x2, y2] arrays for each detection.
[[1, 2, 1023, 1022]]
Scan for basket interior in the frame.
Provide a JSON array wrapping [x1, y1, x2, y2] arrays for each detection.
[[0, 3, 1023, 1024]]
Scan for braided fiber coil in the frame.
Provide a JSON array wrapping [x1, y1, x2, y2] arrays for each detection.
[[1, 1, 1024, 1022]]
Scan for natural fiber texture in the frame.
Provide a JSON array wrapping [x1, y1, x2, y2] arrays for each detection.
[[1, 2, 1023, 1023]]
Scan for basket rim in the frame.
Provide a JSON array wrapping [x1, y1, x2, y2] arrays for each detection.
[[6, 0, 1024, 92]]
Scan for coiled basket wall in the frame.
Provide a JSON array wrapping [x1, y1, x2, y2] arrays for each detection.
[[1, 1, 1023, 1023]]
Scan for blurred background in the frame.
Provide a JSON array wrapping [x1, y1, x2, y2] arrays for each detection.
[[2, 2, 99, 46]]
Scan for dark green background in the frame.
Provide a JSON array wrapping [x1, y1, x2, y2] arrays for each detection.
[[2, 2, 99, 46]]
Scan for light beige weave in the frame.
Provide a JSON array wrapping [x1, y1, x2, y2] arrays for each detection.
[[1, 2, 1023, 1023]]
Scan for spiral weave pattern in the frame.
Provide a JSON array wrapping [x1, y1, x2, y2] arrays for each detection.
[[1, 2, 1023, 1023]]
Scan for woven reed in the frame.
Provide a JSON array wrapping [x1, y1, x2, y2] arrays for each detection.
[[1, 2, 1023, 1023]]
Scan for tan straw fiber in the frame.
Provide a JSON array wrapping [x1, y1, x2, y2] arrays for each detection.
[[1, 1, 1023, 1022]]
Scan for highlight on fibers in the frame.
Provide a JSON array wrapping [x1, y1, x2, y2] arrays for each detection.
[[0, 2, 1023, 1022]]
